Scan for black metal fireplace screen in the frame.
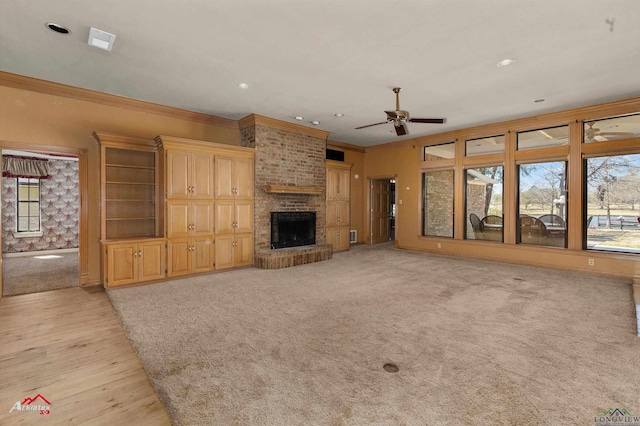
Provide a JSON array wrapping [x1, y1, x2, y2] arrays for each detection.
[[270, 211, 316, 249]]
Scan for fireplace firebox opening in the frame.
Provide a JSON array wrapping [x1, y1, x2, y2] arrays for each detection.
[[271, 211, 316, 249]]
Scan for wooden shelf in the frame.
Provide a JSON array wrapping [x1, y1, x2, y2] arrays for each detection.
[[105, 164, 155, 170], [265, 184, 324, 195]]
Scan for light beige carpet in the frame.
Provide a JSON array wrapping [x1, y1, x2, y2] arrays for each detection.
[[108, 244, 639, 425], [2, 251, 78, 296]]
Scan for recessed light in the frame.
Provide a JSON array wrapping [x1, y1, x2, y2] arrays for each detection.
[[46, 23, 71, 34], [534, 98, 546, 103], [334, 113, 344, 117], [497, 58, 515, 67], [88, 27, 116, 51], [294, 116, 304, 121], [310, 121, 320, 125], [238, 83, 249, 89]]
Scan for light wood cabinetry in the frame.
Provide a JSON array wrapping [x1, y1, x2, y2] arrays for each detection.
[[215, 233, 254, 270], [214, 157, 254, 269], [167, 235, 215, 277], [103, 239, 166, 287], [326, 160, 352, 252], [95, 132, 161, 240], [159, 135, 255, 275], [166, 150, 214, 199], [215, 156, 254, 200]]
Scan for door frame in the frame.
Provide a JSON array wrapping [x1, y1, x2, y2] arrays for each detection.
[[367, 174, 397, 244], [0, 141, 88, 298]]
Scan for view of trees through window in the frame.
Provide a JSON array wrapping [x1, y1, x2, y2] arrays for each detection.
[[518, 161, 567, 247], [466, 166, 503, 241], [586, 153, 640, 253]]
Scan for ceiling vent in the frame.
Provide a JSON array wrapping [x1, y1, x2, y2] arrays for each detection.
[[88, 27, 116, 51]]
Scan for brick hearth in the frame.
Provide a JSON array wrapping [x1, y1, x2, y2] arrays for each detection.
[[254, 244, 332, 269]]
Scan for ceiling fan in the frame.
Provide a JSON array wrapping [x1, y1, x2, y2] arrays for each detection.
[[355, 87, 445, 136], [585, 122, 634, 142]]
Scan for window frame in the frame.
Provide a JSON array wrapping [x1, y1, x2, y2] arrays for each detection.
[[16, 177, 42, 233]]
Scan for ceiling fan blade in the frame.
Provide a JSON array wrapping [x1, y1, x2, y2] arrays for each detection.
[[395, 122, 408, 136], [385, 110, 398, 119], [409, 118, 445, 124], [355, 121, 389, 130]]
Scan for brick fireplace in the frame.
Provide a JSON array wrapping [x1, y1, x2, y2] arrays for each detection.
[[239, 115, 333, 268]]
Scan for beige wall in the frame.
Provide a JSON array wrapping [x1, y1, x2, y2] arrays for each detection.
[[361, 101, 640, 280], [0, 83, 240, 286]]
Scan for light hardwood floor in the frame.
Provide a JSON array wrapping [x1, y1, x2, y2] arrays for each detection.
[[0, 286, 171, 425]]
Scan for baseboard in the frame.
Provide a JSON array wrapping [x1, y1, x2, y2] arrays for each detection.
[[2, 248, 79, 258]]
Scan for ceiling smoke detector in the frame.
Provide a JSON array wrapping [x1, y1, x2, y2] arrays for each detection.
[[88, 27, 116, 51]]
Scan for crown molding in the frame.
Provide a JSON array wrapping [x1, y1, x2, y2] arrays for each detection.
[[327, 139, 365, 153], [239, 114, 330, 140], [0, 71, 238, 129]]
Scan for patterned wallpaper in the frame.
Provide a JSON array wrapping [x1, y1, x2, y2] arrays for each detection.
[[2, 158, 79, 253]]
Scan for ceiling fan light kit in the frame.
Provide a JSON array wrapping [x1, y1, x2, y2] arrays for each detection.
[[356, 87, 445, 136]]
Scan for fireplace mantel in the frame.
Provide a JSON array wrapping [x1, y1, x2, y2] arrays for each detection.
[[265, 184, 324, 195]]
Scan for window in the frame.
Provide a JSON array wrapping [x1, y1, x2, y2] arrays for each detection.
[[585, 153, 640, 253], [424, 142, 455, 161], [17, 178, 41, 232], [517, 161, 567, 247], [518, 125, 569, 150], [584, 113, 640, 143], [466, 167, 503, 241], [422, 170, 454, 237], [466, 135, 505, 156]]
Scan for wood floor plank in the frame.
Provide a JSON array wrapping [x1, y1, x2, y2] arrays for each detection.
[[0, 287, 172, 425]]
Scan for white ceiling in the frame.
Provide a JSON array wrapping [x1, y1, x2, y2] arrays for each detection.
[[1, 0, 639, 147]]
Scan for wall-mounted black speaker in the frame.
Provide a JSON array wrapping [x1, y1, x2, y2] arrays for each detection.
[[326, 149, 344, 161]]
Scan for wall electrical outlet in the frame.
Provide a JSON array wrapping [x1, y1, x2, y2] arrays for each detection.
[[437, 243, 442, 249], [588, 258, 595, 266]]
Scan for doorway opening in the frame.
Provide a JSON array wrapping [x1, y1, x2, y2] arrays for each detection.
[[1, 149, 80, 296], [370, 177, 396, 244]]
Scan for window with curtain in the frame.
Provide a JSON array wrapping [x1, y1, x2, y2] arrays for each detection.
[[17, 178, 41, 232]]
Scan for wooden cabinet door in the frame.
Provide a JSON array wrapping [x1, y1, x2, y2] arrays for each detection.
[[326, 227, 339, 252], [234, 157, 254, 199], [167, 200, 190, 238], [138, 240, 165, 282], [326, 226, 349, 252], [166, 150, 190, 199], [191, 152, 214, 199], [107, 243, 137, 286], [214, 200, 235, 235], [215, 156, 234, 199], [327, 202, 349, 227], [327, 167, 350, 201], [337, 225, 350, 251], [234, 233, 254, 267], [214, 235, 235, 270], [167, 238, 191, 277], [326, 168, 338, 200], [235, 200, 253, 234], [192, 201, 214, 235], [192, 236, 214, 273], [336, 169, 350, 200]]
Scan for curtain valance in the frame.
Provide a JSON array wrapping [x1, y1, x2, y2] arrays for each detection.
[[2, 155, 51, 179]]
